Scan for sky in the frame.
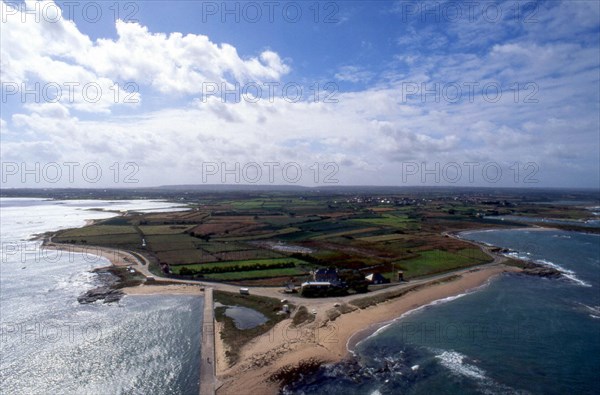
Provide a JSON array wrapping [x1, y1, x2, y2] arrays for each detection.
[[1, 0, 599, 189]]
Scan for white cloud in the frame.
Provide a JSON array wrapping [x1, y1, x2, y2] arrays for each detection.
[[0, 1, 290, 112], [334, 65, 374, 83], [1, 0, 598, 188]]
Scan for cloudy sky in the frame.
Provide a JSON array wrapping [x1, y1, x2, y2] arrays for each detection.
[[1, 0, 599, 188]]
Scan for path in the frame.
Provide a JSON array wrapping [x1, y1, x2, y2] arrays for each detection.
[[199, 287, 215, 395]]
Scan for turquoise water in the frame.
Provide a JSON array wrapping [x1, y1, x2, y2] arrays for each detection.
[[290, 229, 600, 394]]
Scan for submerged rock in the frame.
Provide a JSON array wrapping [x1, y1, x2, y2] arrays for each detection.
[[77, 266, 134, 304], [77, 286, 124, 304]]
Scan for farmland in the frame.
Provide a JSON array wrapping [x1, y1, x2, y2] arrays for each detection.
[[49, 189, 599, 286]]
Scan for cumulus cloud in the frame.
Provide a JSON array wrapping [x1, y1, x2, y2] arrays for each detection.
[[0, 0, 290, 112], [1, 0, 598, 188]]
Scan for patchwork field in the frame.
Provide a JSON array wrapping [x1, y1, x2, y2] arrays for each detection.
[[48, 191, 589, 286]]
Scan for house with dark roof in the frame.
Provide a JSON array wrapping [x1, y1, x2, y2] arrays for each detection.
[[313, 267, 339, 283]]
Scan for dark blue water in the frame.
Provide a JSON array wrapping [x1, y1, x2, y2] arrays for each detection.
[[485, 215, 600, 228], [290, 230, 600, 395]]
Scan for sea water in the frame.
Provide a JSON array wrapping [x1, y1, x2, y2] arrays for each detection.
[[290, 229, 600, 395], [0, 198, 202, 394]]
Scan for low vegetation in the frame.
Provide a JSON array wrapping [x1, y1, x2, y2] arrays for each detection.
[[214, 291, 291, 365], [351, 275, 461, 309], [291, 306, 315, 327]]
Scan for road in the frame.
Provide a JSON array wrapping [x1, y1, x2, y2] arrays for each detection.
[[46, 233, 508, 309], [199, 287, 215, 395]]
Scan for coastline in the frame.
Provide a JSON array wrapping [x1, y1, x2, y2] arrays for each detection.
[[42, 223, 547, 394], [215, 263, 518, 395]]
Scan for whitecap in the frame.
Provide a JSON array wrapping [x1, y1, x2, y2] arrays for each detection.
[[579, 304, 600, 319], [434, 350, 486, 380], [503, 251, 592, 288], [534, 259, 592, 287]]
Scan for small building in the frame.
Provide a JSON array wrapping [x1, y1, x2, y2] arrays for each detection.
[[397, 271, 405, 282], [365, 272, 389, 285]]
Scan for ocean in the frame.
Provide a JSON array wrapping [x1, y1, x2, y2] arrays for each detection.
[[0, 198, 202, 395], [288, 229, 600, 395]]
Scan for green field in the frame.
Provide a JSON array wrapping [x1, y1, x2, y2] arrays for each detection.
[[356, 233, 409, 243], [139, 225, 194, 235], [396, 248, 491, 279], [204, 267, 305, 280], [58, 225, 138, 237], [352, 214, 418, 229], [45, 188, 579, 287], [170, 257, 310, 273]]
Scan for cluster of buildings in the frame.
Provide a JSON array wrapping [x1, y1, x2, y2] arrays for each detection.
[[299, 267, 393, 297]]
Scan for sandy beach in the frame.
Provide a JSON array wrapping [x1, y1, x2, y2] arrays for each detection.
[[43, 230, 524, 394], [42, 241, 141, 267], [215, 264, 519, 395]]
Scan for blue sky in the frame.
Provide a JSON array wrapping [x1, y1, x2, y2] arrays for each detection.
[[1, 0, 599, 188]]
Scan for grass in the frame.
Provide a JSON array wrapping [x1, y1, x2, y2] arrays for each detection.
[[291, 306, 315, 327], [53, 233, 142, 247], [395, 248, 491, 279], [352, 214, 417, 229], [139, 225, 193, 235], [351, 275, 461, 309], [170, 257, 312, 280], [310, 227, 379, 240], [196, 242, 254, 253], [214, 291, 291, 365], [171, 257, 310, 272], [205, 267, 305, 280], [356, 233, 408, 243], [58, 225, 138, 237], [212, 227, 300, 241]]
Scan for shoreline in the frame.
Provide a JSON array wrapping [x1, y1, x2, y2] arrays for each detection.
[[345, 274, 495, 355], [215, 227, 570, 394], [215, 264, 518, 395], [41, 223, 556, 394]]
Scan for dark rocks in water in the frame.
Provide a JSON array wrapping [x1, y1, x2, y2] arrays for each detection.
[[270, 358, 324, 389], [78, 286, 124, 304], [77, 266, 136, 304], [520, 263, 562, 278], [277, 351, 424, 394]]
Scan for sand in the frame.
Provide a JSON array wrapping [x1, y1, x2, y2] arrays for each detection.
[[43, 231, 522, 394], [215, 264, 519, 395], [42, 242, 141, 267]]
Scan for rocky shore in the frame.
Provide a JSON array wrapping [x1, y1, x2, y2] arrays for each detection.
[[78, 266, 144, 304], [520, 263, 563, 278]]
